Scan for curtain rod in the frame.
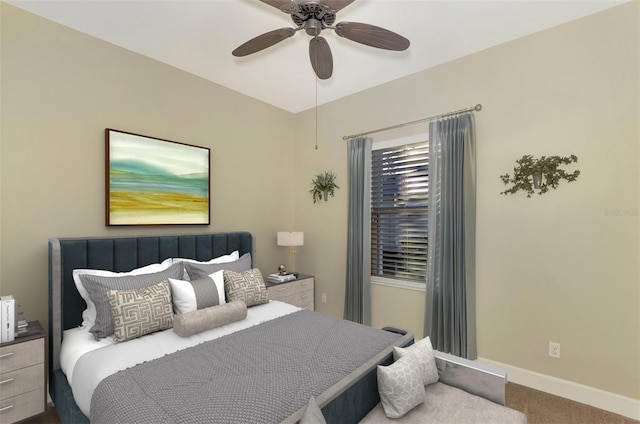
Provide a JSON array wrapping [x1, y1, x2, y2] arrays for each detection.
[[342, 104, 482, 141]]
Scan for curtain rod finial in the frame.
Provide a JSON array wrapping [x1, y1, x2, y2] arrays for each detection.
[[474, 104, 482, 112]]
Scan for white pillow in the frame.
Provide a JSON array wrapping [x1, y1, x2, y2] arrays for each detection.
[[392, 336, 439, 386], [72, 258, 173, 328], [169, 270, 226, 314], [172, 250, 239, 279], [377, 353, 425, 418], [172, 250, 239, 265]]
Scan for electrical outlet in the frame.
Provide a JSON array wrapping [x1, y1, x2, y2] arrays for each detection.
[[549, 341, 561, 358], [321, 293, 327, 303]]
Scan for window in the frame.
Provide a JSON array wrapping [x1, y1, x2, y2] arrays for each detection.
[[371, 136, 428, 287]]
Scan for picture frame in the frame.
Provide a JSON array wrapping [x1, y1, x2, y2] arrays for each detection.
[[105, 129, 210, 226]]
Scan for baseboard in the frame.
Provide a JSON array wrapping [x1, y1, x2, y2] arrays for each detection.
[[477, 357, 640, 421]]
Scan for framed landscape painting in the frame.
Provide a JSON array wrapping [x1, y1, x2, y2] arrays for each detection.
[[106, 129, 210, 226]]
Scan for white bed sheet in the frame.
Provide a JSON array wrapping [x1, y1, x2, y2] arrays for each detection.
[[60, 300, 300, 417]]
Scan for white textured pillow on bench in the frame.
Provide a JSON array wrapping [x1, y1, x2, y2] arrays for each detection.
[[393, 336, 439, 386], [377, 353, 425, 418]]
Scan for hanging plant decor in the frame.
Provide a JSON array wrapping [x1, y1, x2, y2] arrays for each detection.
[[500, 155, 580, 198], [310, 171, 339, 203]]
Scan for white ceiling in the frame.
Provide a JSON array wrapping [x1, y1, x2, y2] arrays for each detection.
[[8, 0, 627, 113]]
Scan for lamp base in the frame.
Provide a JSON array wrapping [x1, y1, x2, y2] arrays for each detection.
[[289, 247, 298, 273]]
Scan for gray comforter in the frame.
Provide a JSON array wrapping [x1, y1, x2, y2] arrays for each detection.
[[90, 310, 401, 424]]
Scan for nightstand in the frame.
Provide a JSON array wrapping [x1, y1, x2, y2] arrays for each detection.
[[0, 321, 45, 424], [266, 274, 314, 311]]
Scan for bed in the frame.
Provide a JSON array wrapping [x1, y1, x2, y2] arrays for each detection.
[[48, 232, 414, 424]]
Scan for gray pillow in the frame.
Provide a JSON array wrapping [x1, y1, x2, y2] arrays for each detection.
[[173, 301, 247, 337], [184, 253, 252, 280], [80, 262, 183, 340]]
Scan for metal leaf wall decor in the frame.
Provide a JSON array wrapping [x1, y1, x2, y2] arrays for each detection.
[[500, 155, 580, 198]]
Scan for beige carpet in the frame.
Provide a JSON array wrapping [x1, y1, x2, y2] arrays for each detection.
[[26, 384, 639, 424], [506, 382, 639, 424]]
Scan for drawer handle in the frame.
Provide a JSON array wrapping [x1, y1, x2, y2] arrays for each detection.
[[0, 404, 14, 413], [0, 352, 14, 359], [277, 287, 287, 292], [301, 294, 309, 299], [0, 378, 14, 385]]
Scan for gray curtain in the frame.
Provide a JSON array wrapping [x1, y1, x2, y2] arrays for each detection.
[[425, 113, 477, 359], [344, 136, 372, 325]]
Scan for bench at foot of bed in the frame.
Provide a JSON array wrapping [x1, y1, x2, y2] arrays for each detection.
[[359, 381, 526, 423]]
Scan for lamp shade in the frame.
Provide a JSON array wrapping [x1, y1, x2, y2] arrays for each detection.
[[277, 232, 304, 247]]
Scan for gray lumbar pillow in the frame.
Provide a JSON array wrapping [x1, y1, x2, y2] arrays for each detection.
[[173, 300, 247, 337]]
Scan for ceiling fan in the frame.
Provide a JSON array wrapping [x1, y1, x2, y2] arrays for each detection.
[[232, 0, 410, 80]]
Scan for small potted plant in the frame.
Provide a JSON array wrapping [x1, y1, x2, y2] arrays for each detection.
[[310, 171, 339, 203]]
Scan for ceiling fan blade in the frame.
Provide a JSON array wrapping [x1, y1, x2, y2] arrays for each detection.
[[232, 28, 295, 57], [322, 0, 355, 12], [335, 22, 410, 51], [309, 36, 333, 80], [259, 0, 297, 13]]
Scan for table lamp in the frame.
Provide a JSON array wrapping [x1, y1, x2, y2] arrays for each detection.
[[277, 231, 304, 273]]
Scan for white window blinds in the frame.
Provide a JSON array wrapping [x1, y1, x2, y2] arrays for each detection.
[[371, 141, 428, 283]]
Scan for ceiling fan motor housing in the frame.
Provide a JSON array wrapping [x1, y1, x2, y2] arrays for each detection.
[[292, 1, 337, 30]]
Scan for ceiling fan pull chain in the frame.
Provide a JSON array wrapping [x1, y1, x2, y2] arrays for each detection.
[[315, 41, 319, 150]]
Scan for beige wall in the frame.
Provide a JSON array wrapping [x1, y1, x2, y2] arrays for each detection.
[[2, 0, 638, 407], [0, 3, 297, 329], [295, 2, 639, 401]]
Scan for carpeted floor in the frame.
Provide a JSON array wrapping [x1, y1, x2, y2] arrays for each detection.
[[25, 383, 639, 424], [506, 382, 640, 424]]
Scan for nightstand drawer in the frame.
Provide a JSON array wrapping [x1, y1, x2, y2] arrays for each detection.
[[0, 389, 44, 423], [0, 364, 44, 400], [267, 278, 314, 298], [0, 338, 44, 373], [279, 292, 314, 311]]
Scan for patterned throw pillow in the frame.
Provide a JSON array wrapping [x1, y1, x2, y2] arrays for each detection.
[[107, 280, 174, 342], [223, 268, 269, 307], [377, 353, 425, 418], [393, 336, 439, 385]]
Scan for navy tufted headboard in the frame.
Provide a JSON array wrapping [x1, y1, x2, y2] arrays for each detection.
[[48, 232, 253, 372]]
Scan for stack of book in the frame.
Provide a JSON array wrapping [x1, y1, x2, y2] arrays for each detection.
[[0, 296, 29, 342], [266, 273, 297, 284], [1, 295, 15, 342], [17, 304, 28, 336]]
